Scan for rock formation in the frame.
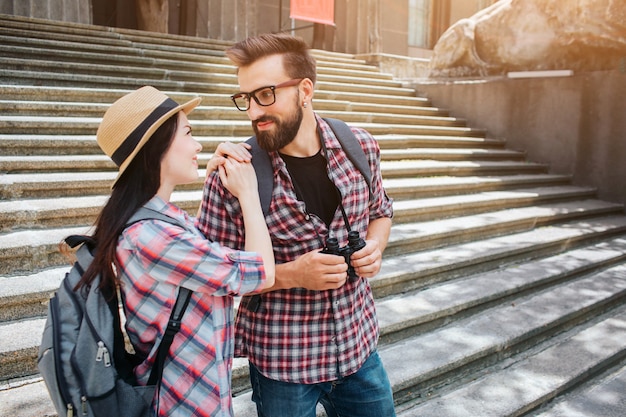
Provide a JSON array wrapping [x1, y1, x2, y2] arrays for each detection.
[[429, 0, 626, 77]]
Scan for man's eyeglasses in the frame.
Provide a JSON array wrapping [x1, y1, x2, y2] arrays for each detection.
[[230, 78, 303, 111]]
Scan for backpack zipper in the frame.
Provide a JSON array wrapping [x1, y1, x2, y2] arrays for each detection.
[[96, 341, 112, 367]]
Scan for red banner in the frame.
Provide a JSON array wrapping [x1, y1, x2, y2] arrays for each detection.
[[290, 0, 335, 25]]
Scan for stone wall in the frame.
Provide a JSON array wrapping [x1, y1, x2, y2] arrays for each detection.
[[412, 70, 626, 207], [0, 0, 91, 24]]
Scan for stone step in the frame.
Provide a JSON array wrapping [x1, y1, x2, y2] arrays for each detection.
[[396, 308, 626, 416], [0, 147, 523, 173], [1, 159, 537, 199], [0, 97, 445, 118], [232, 262, 626, 416], [0, 186, 598, 274], [0, 67, 419, 98], [0, 41, 391, 81], [0, 13, 233, 52], [533, 364, 626, 417], [1, 15, 376, 71], [0, 55, 401, 92], [386, 265, 626, 407], [0, 103, 465, 129], [0, 175, 572, 231], [0, 132, 502, 157], [1, 200, 621, 325], [373, 214, 626, 297], [0, 116, 479, 136], [2, 235, 625, 392], [0, 85, 434, 109], [385, 198, 622, 254]]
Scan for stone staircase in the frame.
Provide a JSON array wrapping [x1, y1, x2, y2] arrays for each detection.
[[1, 13, 625, 417]]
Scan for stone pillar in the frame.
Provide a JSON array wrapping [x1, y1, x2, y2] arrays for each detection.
[[1, 0, 92, 24], [136, 0, 168, 33]]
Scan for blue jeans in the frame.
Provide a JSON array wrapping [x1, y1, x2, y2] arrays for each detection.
[[249, 351, 396, 417]]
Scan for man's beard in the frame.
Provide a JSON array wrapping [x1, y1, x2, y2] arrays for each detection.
[[253, 104, 303, 152]]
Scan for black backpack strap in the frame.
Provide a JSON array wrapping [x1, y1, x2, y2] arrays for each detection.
[[246, 136, 274, 216], [323, 118, 373, 195], [147, 287, 193, 386]]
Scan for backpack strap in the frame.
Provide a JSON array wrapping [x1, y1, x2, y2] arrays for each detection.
[[323, 118, 372, 194], [147, 287, 192, 386], [246, 135, 274, 217], [246, 118, 373, 216]]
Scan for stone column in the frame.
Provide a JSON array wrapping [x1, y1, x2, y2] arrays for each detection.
[[136, 0, 168, 33]]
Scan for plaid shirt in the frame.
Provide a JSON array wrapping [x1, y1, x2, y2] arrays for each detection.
[[117, 196, 266, 416], [196, 116, 393, 384]]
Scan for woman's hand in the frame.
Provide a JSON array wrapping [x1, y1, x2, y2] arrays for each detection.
[[218, 158, 258, 199], [205, 142, 252, 176]]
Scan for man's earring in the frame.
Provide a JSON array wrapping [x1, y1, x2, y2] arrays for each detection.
[[303, 102, 308, 108]]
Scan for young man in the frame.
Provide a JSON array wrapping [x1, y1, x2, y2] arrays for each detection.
[[196, 33, 395, 416]]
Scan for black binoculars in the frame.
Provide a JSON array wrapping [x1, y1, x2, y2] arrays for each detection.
[[321, 231, 366, 278]]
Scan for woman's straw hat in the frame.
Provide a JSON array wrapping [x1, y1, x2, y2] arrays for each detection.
[[96, 86, 201, 187]]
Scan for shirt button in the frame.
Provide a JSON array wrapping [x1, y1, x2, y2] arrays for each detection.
[[305, 214, 310, 220]]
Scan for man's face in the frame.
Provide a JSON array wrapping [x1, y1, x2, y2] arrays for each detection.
[[237, 54, 303, 152]]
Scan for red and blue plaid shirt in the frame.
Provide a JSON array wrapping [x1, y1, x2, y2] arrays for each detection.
[[117, 196, 266, 416], [196, 116, 393, 384]]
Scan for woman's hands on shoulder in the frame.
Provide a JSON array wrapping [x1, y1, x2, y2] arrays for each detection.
[[205, 142, 251, 177]]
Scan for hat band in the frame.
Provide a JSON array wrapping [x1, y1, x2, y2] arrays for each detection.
[[111, 98, 178, 167]]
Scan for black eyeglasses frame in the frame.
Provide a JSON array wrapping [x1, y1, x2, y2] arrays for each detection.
[[230, 78, 303, 111]]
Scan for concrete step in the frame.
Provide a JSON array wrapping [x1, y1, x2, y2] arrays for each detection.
[[0, 115, 479, 136], [1, 56, 402, 93], [0, 42, 392, 83], [1, 187, 603, 275], [0, 84, 433, 109], [2, 237, 626, 398], [0, 133, 502, 157], [532, 364, 626, 417], [0, 103, 465, 129], [386, 266, 626, 408], [1, 159, 541, 200], [0, 68, 419, 98], [0, 97, 445, 118], [389, 185, 599, 223], [2, 210, 625, 338], [0, 175, 573, 231], [0, 147, 523, 173], [374, 214, 626, 297], [397, 308, 626, 416]]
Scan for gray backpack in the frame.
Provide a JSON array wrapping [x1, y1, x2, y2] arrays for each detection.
[[38, 207, 192, 417]]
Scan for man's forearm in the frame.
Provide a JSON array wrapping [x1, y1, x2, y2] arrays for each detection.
[[366, 217, 392, 253]]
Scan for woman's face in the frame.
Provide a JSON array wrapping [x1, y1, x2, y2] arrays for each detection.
[[160, 111, 202, 190]]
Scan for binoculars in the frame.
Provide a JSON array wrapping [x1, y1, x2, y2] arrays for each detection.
[[321, 231, 366, 278]]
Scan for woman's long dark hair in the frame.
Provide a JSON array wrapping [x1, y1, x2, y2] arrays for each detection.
[[73, 113, 179, 293]]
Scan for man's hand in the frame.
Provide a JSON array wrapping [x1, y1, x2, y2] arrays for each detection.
[[350, 239, 383, 279], [274, 250, 348, 291]]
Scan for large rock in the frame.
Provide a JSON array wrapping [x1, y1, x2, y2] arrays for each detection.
[[429, 0, 626, 77]]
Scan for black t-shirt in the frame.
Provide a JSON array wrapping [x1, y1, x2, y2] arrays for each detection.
[[279, 150, 339, 226]]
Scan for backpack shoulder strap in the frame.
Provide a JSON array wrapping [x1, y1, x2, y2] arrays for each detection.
[[323, 117, 373, 194], [246, 136, 274, 216], [127, 206, 184, 229], [146, 286, 192, 386]]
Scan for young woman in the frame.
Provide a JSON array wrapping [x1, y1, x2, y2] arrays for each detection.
[[78, 86, 274, 416]]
